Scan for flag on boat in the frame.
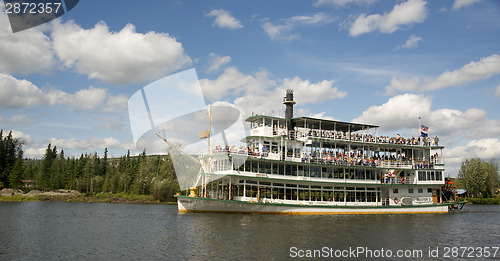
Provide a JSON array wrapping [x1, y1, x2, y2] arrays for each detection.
[[421, 125, 429, 137]]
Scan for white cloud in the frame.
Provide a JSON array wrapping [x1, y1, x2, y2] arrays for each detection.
[[24, 147, 47, 159], [347, 0, 427, 37], [206, 53, 231, 73], [10, 130, 33, 145], [282, 77, 347, 104], [51, 21, 192, 85], [396, 34, 423, 49], [205, 9, 243, 29], [262, 21, 298, 41], [0, 12, 55, 74], [353, 93, 431, 131], [353, 93, 500, 139], [495, 85, 500, 98], [200, 66, 346, 118], [0, 74, 128, 112], [22, 137, 135, 158], [353, 93, 500, 176], [445, 138, 500, 176], [453, 0, 482, 10], [0, 73, 46, 108], [314, 0, 376, 7], [47, 137, 133, 151], [200, 66, 274, 101], [385, 54, 500, 95], [263, 13, 332, 41]]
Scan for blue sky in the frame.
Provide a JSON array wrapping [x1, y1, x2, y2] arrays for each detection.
[[1, 0, 499, 176]]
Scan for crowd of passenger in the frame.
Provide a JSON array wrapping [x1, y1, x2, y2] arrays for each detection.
[[212, 145, 440, 169], [280, 128, 440, 147], [300, 151, 438, 169]]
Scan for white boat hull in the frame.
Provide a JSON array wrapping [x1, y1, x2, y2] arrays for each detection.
[[176, 196, 450, 215]]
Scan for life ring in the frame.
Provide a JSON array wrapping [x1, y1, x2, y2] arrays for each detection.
[[394, 198, 399, 204], [401, 177, 406, 184]]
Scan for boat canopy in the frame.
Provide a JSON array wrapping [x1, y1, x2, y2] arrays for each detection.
[[246, 115, 378, 133]]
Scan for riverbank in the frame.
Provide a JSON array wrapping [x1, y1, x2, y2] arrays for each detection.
[[466, 197, 500, 204], [0, 188, 176, 204]]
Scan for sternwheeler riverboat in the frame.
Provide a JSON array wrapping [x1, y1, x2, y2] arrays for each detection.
[[174, 90, 465, 215]]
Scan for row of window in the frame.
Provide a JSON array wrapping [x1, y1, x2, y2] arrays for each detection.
[[393, 188, 433, 194], [213, 158, 404, 181], [417, 171, 443, 181]]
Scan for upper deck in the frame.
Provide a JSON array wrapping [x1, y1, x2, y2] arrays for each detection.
[[246, 115, 443, 149]]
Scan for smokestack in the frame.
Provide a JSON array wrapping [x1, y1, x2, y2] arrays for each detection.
[[283, 89, 296, 134], [283, 89, 296, 120]]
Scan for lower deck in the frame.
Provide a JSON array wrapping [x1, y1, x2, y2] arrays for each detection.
[[176, 195, 456, 215], [198, 176, 443, 207]]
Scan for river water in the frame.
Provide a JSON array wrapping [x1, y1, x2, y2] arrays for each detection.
[[0, 202, 499, 260]]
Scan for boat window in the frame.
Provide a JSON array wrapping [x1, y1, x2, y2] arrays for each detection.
[[427, 188, 433, 193], [408, 188, 414, 193], [418, 188, 423, 193], [393, 189, 399, 193], [251, 120, 259, 129], [265, 118, 272, 127]]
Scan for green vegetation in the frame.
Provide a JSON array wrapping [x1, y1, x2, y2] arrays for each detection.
[[456, 158, 499, 198], [0, 129, 180, 202], [466, 197, 500, 205]]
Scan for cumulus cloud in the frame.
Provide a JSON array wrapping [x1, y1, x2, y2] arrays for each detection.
[[353, 93, 500, 142], [262, 21, 297, 41], [206, 53, 231, 73], [396, 34, 423, 49], [51, 21, 192, 85], [385, 54, 500, 95], [262, 13, 332, 41], [47, 137, 133, 151], [205, 9, 243, 29], [22, 137, 135, 158], [314, 0, 376, 7], [353, 93, 500, 176], [10, 130, 33, 145], [200, 66, 273, 101], [452, 0, 482, 10], [346, 0, 427, 37], [0, 74, 128, 112], [353, 93, 431, 131], [0, 73, 46, 108], [200, 66, 346, 117], [445, 138, 500, 175], [0, 12, 55, 74]]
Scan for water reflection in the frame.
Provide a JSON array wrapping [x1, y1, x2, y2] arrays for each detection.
[[0, 203, 499, 260]]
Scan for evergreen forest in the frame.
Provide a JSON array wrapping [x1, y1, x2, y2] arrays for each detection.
[[0, 130, 180, 202]]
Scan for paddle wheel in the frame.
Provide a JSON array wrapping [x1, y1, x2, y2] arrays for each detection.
[[441, 178, 457, 202]]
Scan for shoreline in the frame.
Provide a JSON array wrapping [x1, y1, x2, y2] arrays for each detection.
[[0, 189, 177, 204]]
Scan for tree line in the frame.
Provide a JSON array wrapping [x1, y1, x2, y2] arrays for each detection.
[[0, 130, 180, 202], [457, 158, 499, 198]]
